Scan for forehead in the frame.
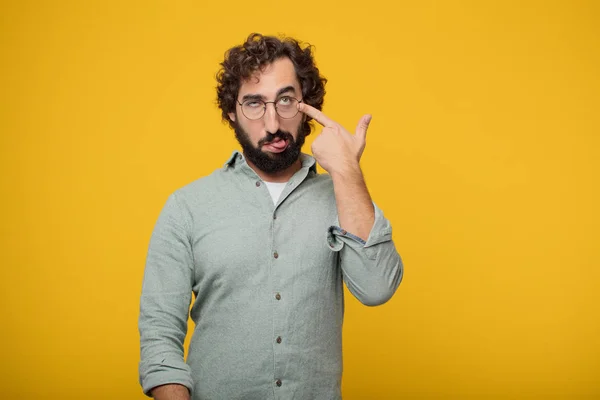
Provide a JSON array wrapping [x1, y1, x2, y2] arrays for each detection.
[[238, 57, 301, 97]]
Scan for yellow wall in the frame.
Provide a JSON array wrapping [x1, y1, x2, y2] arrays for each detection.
[[1, 0, 598, 398]]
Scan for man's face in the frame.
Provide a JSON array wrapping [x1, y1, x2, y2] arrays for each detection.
[[228, 57, 307, 174]]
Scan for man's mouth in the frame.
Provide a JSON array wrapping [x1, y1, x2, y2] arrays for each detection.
[[262, 137, 289, 153]]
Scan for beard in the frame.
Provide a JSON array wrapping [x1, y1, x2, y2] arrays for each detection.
[[234, 120, 308, 174]]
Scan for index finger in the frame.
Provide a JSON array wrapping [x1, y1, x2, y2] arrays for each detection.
[[298, 103, 336, 128]]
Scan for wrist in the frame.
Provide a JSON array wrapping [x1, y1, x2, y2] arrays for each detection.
[[330, 162, 363, 181]]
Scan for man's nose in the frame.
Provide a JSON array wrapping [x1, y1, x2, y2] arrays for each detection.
[[263, 103, 280, 134]]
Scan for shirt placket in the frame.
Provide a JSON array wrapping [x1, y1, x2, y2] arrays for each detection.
[[246, 159, 313, 397], [271, 202, 286, 396], [254, 175, 288, 396]]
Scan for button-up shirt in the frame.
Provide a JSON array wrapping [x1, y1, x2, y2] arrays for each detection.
[[139, 151, 403, 399]]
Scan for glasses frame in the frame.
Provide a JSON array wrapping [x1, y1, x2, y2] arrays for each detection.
[[236, 96, 303, 120]]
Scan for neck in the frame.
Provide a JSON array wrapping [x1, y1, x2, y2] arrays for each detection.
[[245, 157, 302, 183]]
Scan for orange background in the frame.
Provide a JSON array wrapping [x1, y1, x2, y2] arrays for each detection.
[[1, 0, 599, 398]]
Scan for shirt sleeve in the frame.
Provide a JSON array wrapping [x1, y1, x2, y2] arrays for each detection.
[[326, 202, 404, 306], [139, 192, 194, 396]]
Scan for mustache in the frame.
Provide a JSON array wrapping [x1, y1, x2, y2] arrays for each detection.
[[257, 130, 294, 147]]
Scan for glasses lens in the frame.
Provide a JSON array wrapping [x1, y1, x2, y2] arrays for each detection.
[[241, 98, 300, 119], [276, 97, 299, 119], [242, 100, 265, 120]]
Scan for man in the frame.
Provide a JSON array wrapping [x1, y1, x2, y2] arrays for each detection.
[[139, 33, 403, 400]]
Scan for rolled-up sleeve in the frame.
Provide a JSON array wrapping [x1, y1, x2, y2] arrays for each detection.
[[327, 202, 403, 306], [139, 192, 194, 396]]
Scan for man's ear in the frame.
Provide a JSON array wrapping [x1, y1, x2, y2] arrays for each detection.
[[228, 112, 236, 122]]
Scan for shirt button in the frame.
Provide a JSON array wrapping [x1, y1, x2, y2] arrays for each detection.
[[276, 336, 282, 344], [275, 293, 281, 300], [275, 379, 282, 387], [273, 251, 279, 259], [256, 181, 261, 187]]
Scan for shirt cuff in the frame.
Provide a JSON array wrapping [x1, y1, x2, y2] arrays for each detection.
[[326, 202, 393, 252], [139, 357, 194, 397]]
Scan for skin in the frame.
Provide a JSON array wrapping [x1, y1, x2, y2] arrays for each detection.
[[298, 102, 375, 241], [151, 384, 190, 400]]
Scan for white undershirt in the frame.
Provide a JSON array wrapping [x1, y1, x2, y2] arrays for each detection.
[[263, 181, 288, 205]]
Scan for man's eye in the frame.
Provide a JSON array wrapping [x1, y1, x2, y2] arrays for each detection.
[[246, 101, 262, 108], [278, 97, 291, 105]]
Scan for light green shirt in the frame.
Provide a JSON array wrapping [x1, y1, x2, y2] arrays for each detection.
[[139, 151, 403, 399]]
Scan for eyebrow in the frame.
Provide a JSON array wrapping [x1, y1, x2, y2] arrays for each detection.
[[240, 86, 297, 102]]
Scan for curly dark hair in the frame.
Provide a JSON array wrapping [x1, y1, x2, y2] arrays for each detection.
[[216, 33, 327, 136]]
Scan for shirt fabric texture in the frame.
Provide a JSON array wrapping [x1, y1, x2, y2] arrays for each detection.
[[139, 151, 404, 399]]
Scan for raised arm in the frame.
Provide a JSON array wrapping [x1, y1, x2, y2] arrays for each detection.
[[299, 103, 403, 306]]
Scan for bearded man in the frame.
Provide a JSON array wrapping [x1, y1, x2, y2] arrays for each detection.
[[138, 33, 404, 400]]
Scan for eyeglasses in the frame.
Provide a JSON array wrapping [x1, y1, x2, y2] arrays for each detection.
[[236, 96, 303, 120]]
